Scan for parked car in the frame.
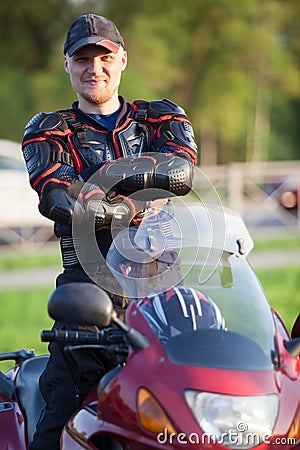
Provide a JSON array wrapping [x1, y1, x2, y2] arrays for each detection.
[[0, 139, 52, 244], [277, 176, 299, 211], [265, 175, 299, 212]]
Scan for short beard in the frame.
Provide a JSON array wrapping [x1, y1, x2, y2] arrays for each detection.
[[82, 86, 118, 106]]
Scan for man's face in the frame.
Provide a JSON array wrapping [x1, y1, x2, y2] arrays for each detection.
[[64, 44, 127, 111]]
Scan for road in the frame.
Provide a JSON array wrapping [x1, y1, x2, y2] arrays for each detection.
[[0, 248, 299, 290]]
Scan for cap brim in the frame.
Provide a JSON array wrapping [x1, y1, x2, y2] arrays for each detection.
[[66, 36, 120, 56]]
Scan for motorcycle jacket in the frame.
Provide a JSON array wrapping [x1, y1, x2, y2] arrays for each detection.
[[22, 96, 198, 238]]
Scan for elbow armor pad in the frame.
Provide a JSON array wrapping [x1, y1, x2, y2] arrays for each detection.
[[155, 155, 193, 196], [39, 189, 77, 226], [99, 154, 193, 198]]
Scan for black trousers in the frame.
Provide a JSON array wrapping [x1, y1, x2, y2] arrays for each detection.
[[29, 266, 118, 450]]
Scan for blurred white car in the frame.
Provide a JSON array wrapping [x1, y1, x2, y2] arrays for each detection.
[[0, 139, 52, 244]]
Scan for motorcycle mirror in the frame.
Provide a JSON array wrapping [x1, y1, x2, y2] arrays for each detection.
[[48, 283, 113, 327], [284, 337, 300, 358], [112, 316, 150, 350], [291, 313, 300, 339]]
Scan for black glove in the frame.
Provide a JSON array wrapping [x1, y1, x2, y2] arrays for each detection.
[[43, 182, 148, 230], [41, 182, 105, 226], [89, 194, 149, 230]]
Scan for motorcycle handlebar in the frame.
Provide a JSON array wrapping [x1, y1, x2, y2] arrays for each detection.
[[41, 328, 125, 345]]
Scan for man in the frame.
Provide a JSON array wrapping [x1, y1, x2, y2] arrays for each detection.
[[22, 13, 197, 450]]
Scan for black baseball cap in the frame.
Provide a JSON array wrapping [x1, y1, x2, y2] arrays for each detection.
[[64, 14, 125, 57]]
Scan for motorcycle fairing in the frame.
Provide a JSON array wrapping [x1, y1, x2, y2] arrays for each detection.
[[52, 202, 300, 449], [61, 303, 300, 449]]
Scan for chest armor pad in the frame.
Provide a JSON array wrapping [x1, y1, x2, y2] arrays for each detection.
[[65, 115, 150, 170], [71, 126, 115, 166], [115, 120, 150, 157]]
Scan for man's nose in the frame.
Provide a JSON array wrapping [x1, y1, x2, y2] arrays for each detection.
[[88, 58, 103, 73]]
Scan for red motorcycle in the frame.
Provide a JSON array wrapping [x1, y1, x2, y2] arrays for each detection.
[[1, 202, 300, 449]]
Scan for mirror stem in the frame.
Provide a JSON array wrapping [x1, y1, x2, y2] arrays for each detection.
[[113, 313, 149, 350]]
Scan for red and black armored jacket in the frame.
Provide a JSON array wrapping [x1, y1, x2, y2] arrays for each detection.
[[22, 96, 198, 237]]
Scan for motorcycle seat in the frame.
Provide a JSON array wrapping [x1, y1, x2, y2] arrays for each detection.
[[16, 355, 48, 444]]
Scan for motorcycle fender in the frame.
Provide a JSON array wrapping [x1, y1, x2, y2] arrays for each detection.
[[0, 397, 26, 449]]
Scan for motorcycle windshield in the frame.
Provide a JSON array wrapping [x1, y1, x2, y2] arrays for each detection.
[[106, 201, 278, 371]]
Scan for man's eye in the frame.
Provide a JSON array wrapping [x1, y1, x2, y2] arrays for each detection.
[[74, 56, 87, 62]]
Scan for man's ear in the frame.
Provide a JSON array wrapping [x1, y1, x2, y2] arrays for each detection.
[[121, 50, 128, 72], [64, 57, 69, 74]]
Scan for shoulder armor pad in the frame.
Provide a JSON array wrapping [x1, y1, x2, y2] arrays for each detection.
[[149, 98, 186, 116], [24, 111, 69, 137]]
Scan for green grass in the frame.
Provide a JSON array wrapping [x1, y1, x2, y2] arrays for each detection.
[[0, 239, 298, 373], [0, 265, 298, 373], [0, 246, 61, 270], [256, 265, 300, 333], [0, 236, 299, 270], [0, 287, 53, 372], [253, 236, 300, 251]]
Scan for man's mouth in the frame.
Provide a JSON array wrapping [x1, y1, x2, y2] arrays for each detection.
[[85, 78, 107, 85]]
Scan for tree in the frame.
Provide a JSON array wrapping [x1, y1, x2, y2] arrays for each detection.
[[0, 0, 299, 162], [0, 0, 101, 140]]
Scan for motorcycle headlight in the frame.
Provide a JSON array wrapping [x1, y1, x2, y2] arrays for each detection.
[[184, 391, 279, 449]]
